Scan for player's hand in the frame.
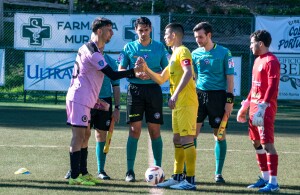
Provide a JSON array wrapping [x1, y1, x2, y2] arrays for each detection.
[[136, 72, 150, 80], [168, 95, 177, 109], [236, 99, 250, 123], [224, 102, 233, 117], [237, 107, 248, 123], [252, 102, 269, 127], [134, 57, 147, 75], [112, 108, 120, 123]]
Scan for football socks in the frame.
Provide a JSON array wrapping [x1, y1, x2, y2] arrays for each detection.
[[151, 136, 163, 167], [96, 141, 106, 173], [215, 139, 227, 175], [126, 136, 138, 172]]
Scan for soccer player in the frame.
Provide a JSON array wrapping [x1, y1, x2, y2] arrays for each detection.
[[237, 30, 280, 192], [192, 22, 234, 183], [118, 16, 169, 182], [140, 23, 198, 190], [66, 17, 141, 186]]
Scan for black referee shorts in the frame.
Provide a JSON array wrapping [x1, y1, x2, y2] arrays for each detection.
[[126, 83, 163, 124], [196, 89, 226, 128]]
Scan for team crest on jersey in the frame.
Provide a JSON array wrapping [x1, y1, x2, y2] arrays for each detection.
[[154, 112, 160, 119], [82, 115, 88, 122], [98, 60, 104, 67], [214, 117, 221, 124], [204, 59, 210, 65], [143, 54, 148, 59], [228, 58, 234, 68], [117, 53, 124, 63], [258, 64, 263, 71], [106, 120, 111, 127]]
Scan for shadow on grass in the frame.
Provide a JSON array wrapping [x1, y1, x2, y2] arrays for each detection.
[[1, 179, 299, 194]]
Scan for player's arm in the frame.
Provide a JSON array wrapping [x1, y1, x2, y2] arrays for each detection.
[[101, 65, 138, 80], [225, 74, 234, 117], [263, 60, 280, 103]]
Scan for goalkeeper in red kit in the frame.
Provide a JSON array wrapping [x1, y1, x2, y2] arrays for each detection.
[[237, 30, 280, 193]]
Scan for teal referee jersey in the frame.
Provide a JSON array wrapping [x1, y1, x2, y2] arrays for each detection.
[[192, 44, 234, 90], [118, 39, 169, 84]]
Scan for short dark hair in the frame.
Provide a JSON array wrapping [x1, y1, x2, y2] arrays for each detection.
[[193, 22, 212, 35], [250, 30, 272, 47], [92, 17, 113, 33], [134, 17, 152, 28], [165, 23, 184, 36]]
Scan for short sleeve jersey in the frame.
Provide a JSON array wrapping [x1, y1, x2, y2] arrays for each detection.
[[99, 54, 120, 98], [192, 44, 234, 90], [249, 52, 280, 116], [66, 41, 108, 108], [118, 39, 169, 84], [168, 45, 198, 107]]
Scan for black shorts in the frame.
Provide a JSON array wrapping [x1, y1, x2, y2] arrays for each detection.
[[126, 83, 163, 124], [90, 97, 112, 131], [196, 89, 226, 128]]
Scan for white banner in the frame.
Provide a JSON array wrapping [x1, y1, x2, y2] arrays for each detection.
[[0, 49, 4, 86], [24, 52, 76, 91], [24, 52, 170, 93], [233, 56, 241, 96], [255, 16, 300, 53], [275, 54, 300, 100], [14, 13, 161, 52]]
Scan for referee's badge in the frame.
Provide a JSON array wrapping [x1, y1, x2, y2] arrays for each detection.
[[154, 112, 160, 119], [215, 117, 221, 124]]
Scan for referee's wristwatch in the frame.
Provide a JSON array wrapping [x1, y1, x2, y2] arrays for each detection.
[[114, 105, 120, 110]]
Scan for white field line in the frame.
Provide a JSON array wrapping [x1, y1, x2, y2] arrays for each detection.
[[0, 144, 299, 154]]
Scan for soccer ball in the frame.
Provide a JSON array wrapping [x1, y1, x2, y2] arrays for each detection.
[[145, 166, 165, 185]]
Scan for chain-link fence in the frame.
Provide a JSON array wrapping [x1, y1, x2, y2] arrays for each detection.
[[0, 10, 254, 104]]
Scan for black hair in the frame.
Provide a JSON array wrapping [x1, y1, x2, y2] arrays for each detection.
[[134, 17, 152, 28], [193, 22, 213, 35], [250, 30, 272, 47], [92, 17, 113, 33]]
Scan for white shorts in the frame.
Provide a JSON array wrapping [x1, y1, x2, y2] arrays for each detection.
[[66, 100, 91, 127]]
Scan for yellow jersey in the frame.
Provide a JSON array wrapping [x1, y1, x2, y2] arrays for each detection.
[[168, 45, 198, 107]]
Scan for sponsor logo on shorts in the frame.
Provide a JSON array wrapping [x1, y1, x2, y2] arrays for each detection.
[[154, 112, 160, 119], [82, 115, 88, 122], [215, 117, 221, 124], [106, 120, 111, 127]]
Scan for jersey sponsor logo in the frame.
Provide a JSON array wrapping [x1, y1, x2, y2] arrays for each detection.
[[154, 112, 160, 119], [181, 59, 191, 66], [228, 58, 234, 68], [82, 115, 88, 122], [22, 17, 51, 47], [98, 60, 105, 67]]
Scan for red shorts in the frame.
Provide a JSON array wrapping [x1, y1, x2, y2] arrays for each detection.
[[66, 100, 91, 127], [248, 114, 275, 144]]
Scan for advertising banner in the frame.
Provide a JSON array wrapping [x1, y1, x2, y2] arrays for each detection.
[[14, 13, 161, 52], [275, 54, 300, 100], [256, 16, 300, 53], [0, 49, 4, 86]]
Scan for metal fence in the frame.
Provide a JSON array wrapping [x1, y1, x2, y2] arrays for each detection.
[[0, 10, 254, 104]]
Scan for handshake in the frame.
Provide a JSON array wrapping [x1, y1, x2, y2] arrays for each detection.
[[133, 57, 149, 80]]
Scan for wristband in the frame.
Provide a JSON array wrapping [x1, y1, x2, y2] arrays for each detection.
[[115, 105, 120, 110], [226, 92, 234, 104]]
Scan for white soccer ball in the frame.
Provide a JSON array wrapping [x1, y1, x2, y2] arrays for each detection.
[[145, 166, 165, 185]]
